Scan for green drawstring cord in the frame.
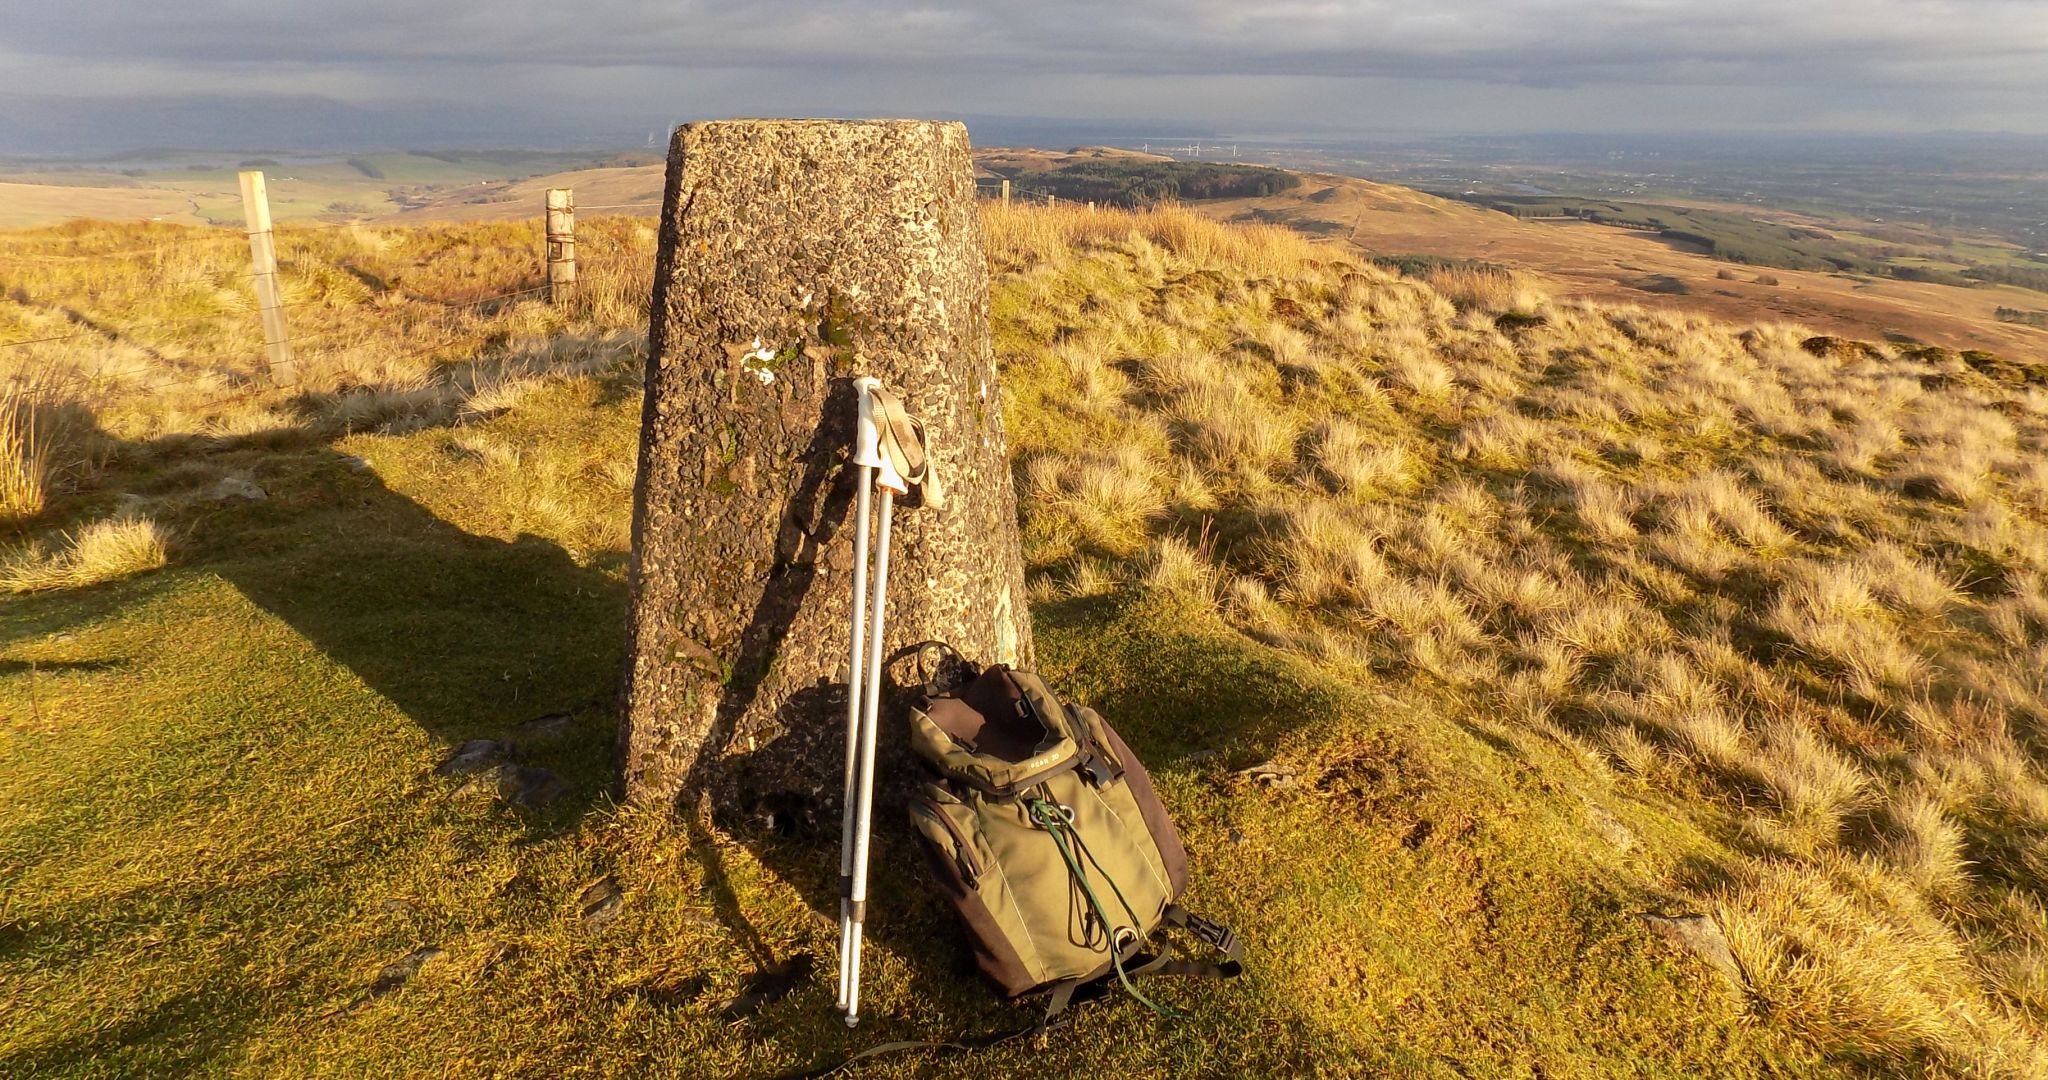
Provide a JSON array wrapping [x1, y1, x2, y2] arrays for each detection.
[[1026, 799, 1173, 1017]]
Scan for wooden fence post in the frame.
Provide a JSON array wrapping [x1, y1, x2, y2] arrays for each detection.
[[237, 171, 295, 387], [1047, 193, 1057, 207], [1000, 178, 1010, 205], [546, 188, 576, 306]]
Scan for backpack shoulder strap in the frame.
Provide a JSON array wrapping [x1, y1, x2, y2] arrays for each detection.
[[903, 640, 977, 700]]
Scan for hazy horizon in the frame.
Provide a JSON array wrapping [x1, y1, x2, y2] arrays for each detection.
[[7, 98, 2048, 162]]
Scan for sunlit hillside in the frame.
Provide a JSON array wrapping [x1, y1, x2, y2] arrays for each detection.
[[4, 204, 2047, 1076]]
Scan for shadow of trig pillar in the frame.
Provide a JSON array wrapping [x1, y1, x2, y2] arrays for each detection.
[[618, 119, 1034, 814]]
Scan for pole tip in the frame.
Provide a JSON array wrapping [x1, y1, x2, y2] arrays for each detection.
[[844, 1013, 861, 1029]]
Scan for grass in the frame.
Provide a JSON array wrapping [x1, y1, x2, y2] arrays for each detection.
[[2, 199, 2047, 1076], [1, 516, 168, 593], [995, 203, 2048, 1076], [0, 384, 47, 522]]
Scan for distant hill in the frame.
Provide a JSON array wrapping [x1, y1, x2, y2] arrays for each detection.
[[2, 144, 2041, 356], [977, 150, 1300, 207], [1177, 171, 2048, 356]]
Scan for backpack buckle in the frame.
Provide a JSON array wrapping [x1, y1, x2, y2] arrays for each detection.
[[1181, 911, 1236, 956]]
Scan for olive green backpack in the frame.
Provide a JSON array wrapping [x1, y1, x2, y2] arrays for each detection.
[[906, 653, 1243, 1021]]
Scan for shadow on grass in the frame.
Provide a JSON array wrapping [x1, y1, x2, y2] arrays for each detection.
[[3, 410, 1367, 1076], [0, 657, 125, 675], [0, 987, 262, 1077], [3, 407, 630, 825], [196, 445, 628, 823]]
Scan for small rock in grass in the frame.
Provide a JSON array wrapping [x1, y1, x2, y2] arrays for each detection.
[[513, 712, 575, 741], [1640, 912, 1746, 992], [1585, 802, 1636, 853], [435, 739, 509, 777], [580, 876, 623, 928], [368, 945, 443, 997], [207, 476, 268, 502], [499, 766, 573, 808], [1236, 760, 1297, 788]]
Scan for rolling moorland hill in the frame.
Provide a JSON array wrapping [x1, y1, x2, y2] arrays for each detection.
[[1192, 174, 2048, 359], [374, 150, 2048, 358], [3, 204, 2048, 1076], [10, 144, 2044, 357]]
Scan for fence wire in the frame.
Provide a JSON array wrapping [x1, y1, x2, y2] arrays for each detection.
[[3, 191, 669, 415]]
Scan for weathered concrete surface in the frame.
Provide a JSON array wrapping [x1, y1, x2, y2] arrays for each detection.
[[618, 120, 1033, 817]]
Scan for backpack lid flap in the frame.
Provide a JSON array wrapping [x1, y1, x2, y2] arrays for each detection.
[[912, 668, 1079, 796]]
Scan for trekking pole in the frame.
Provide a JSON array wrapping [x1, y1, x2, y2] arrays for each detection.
[[844, 424, 908, 1028], [836, 377, 883, 1015]]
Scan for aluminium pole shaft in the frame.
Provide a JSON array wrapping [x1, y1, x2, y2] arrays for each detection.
[[835, 465, 874, 1012], [844, 485, 896, 1027]]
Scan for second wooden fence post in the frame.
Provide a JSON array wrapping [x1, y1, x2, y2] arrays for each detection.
[[546, 188, 576, 306]]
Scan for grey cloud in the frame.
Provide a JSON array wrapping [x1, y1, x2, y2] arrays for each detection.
[[5, 0, 2046, 133]]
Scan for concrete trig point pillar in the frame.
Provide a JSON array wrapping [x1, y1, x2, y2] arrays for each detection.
[[618, 119, 1034, 814]]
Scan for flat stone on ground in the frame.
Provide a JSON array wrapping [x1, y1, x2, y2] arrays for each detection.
[[435, 739, 509, 777], [1236, 760, 1298, 788], [1640, 912, 1746, 992], [579, 875, 623, 928], [368, 945, 443, 997], [1584, 801, 1637, 852], [498, 765, 573, 808], [513, 712, 575, 741], [207, 476, 268, 502]]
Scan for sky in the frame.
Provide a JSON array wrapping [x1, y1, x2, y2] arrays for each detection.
[[4, 0, 2047, 145]]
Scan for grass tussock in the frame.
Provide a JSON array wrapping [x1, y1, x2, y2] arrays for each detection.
[[2, 515, 169, 592], [991, 202, 2048, 1074], [0, 383, 49, 522]]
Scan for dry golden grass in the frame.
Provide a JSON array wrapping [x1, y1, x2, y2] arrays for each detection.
[[0, 215, 656, 584], [992, 201, 2048, 1075], [0, 217, 656, 452], [0, 383, 48, 522], [982, 201, 1329, 280], [1, 515, 169, 592], [9, 199, 2048, 1075]]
